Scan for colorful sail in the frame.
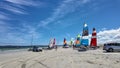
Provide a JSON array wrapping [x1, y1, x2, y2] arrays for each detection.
[[63, 38, 67, 47], [81, 23, 89, 46], [90, 28, 97, 47], [75, 34, 81, 47], [82, 23, 88, 36], [69, 38, 74, 47], [49, 38, 53, 48], [48, 38, 56, 48]]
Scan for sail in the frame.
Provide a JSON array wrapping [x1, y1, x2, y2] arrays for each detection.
[[69, 38, 73, 46], [82, 23, 89, 36], [75, 34, 81, 47], [81, 23, 89, 46], [49, 38, 53, 48], [90, 28, 97, 47], [63, 38, 67, 45]]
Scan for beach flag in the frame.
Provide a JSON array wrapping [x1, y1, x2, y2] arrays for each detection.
[[81, 23, 89, 46], [90, 28, 97, 47]]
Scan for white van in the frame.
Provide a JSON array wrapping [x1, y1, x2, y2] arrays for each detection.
[[103, 43, 120, 52]]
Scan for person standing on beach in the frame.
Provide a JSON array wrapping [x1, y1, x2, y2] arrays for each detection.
[[53, 38, 55, 47], [53, 38, 57, 50]]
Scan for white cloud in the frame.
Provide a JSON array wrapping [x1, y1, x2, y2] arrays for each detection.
[[97, 28, 120, 44], [0, 1, 43, 45], [0, 12, 10, 20], [101, 28, 107, 31], [0, 2, 27, 14], [0, 21, 13, 33], [4, 5, 26, 14], [0, 23, 42, 45], [38, 0, 91, 27], [22, 23, 42, 39], [0, 0, 44, 20], [0, 0, 45, 45], [5, 0, 41, 6], [66, 33, 71, 38], [0, 14, 9, 20], [0, 21, 5, 25]]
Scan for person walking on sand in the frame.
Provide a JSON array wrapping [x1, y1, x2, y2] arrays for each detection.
[[53, 38, 57, 50], [53, 38, 55, 47]]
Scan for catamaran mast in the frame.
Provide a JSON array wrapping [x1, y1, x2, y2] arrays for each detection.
[[31, 34, 33, 47]]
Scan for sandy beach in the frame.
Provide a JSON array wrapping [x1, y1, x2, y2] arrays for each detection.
[[0, 47, 120, 68]]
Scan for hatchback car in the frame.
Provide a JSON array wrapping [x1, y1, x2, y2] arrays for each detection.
[[103, 43, 120, 52]]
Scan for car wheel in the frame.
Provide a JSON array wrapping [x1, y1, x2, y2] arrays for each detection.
[[109, 48, 113, 52], [106, 50, 109, 52]]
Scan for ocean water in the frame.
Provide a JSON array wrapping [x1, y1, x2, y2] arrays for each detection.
[[0, 45, 62, 54], [0, 48, 28, 54], [0, 45, 47, 54]]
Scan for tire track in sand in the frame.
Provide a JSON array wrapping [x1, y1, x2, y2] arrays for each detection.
[[0, 52, 42, 68]]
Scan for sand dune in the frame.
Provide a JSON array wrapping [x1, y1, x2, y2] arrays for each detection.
[[0, 47, 120, 68]]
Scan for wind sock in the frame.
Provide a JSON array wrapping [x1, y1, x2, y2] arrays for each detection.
[[90, 28, 97, 47], [81, 23, 89, 46]]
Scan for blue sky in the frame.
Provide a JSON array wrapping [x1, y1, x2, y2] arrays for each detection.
[[0, 0, 120, 45]]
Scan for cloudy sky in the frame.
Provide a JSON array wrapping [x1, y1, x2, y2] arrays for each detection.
[[0, 0, 120, 45]]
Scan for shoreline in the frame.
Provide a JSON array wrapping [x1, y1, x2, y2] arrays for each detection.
[[0, 48, 28, 54]]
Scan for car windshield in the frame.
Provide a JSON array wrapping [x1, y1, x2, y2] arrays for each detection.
[[106, 43, 120, 46]]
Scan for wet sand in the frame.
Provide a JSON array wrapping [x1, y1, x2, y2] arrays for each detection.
[[0, 47, 120, 68]]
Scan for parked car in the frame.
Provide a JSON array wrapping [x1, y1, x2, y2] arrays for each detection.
[[28, 48, 33, 51], [31, 46, 42, 52], [103, 43, 120, 52]]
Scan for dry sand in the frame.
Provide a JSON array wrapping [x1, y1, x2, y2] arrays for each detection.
[[0, 47, 120, 68]]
